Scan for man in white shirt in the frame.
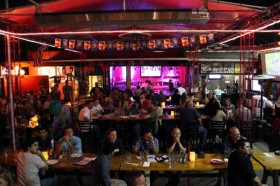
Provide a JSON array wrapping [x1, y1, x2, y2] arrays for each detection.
[[17, 138, 55, 186], [177, 83, 186, 96], [91, 99, 104, 116], [252, 95, 274, 118], [78, 100, 94, 121], [78, 99, 101, 151]]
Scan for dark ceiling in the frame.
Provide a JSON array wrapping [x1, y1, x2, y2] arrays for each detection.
[[0, 0, 279, 63]]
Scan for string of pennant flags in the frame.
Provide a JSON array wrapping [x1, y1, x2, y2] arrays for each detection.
[[54, 33, 215, 51]]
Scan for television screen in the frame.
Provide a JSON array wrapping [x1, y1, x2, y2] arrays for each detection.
[[141, 66, 162, 77], [208, 74, 221, 79], [251, 80, 261, 92], [263, 51, 280, 76]]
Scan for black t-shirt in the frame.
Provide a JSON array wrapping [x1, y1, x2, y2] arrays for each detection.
[[228, 150, 256, 186], [166, 138, 186, 154], [101, 138, 125, 156], [38, 136, 52, 151]]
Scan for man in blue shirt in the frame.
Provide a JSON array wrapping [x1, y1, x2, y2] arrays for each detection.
[[133, 129, 159, 155], [57, 127, 82, 155]]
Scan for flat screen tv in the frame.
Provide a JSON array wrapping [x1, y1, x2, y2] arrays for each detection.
[[141, 66, 162, 77], [262, 51, 280, 77], [251, 80, 261, 92]]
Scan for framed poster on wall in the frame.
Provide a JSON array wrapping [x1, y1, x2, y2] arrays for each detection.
[[212, 63, 223, 73], [223, 63, 234, 74], [201, 63, 213, 73]]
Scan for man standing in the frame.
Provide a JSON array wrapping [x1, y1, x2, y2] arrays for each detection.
[[177, 83, 186, 96], [252, 94, 274, 119], [62, 80, 73, 102], [17, 138, 54, 186], [90, 82, 104, 95], [213, 85, 224, 102], [228, 139, 266, 186]]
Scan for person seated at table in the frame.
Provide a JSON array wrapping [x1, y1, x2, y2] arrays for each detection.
[[228, 139, 266, 186], [112, 100, 123, 116], [134, 99, 159, 141], [125, 171, 147, 186], [179, 99, 208, 152], [78, 99, 100, 149], [91, 86, 105, 106], [37, 127, 53, 151], [166, 128, 186, 186], [123, 98, 132, 116], [223, 98, 235, 118], [92, 155, 126, 186], [17, 138, 55, 186], [133, 129, 159, 155], [91, 98, 104, 116], [171, 89, 181, 105], [222, 98, 236, 130], [78, 99, 94, 121], [0, 168, 15, 186], [209, 98, 229, 122], [110, 88, 122, 107], [102, 128, 125, 156], [130, 100, 141, 115], [224, 127, 246, 154], [57, 126, 82, 155], [156, 90, 167, 104]]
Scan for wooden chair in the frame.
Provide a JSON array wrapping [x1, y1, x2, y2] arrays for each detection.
[[186, 122, 200, 148], [181, 122, 200, 151], [78, 121, 91, 145], [238, 121, 254, 143], [209, 120, 226, 152]]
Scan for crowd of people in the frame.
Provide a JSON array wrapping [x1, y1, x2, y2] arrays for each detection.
[[0, 80, 279, 186]]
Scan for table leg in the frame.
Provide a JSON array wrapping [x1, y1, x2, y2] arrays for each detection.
[[272, 170, 279, 186], [261, 169, 269, 184]]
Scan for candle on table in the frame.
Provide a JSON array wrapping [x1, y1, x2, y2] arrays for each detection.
[[189, 151, 196, 162]]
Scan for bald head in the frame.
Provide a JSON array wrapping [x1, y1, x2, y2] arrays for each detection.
[[229, 127, 241, 142]]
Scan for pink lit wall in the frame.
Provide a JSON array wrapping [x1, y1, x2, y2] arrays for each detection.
[[110, 66, 187, 91]]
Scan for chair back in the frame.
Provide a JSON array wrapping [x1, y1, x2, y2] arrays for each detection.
[[185, 122, 200, 148], [209, 120, 226, 151], [210, 120, 226, 135], [78, 121, 91, 133]]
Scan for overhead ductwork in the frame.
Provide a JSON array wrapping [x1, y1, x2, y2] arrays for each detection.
[[34, 9, 210, 26]]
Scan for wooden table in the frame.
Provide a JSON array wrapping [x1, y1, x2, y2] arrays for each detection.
[[118, 154, 227, 171], [0, 150, 97, 170], [99, 113, 147, 122], [253, 152, 280, 186]]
